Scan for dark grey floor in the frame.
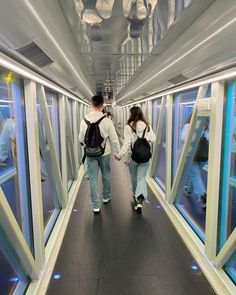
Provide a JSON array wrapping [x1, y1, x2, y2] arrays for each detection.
[[46, 159, 216, 295]]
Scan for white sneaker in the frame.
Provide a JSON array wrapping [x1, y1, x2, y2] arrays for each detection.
[[136, 0, 148, 20], [103, 197, 111, 204], [93, 208, 101, 213]]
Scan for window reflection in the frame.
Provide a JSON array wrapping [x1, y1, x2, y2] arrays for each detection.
[[0, 249, 19, 295], [67, 99, 74, 191], [0, 69, 32, 291], [154, 99, 166, 190], [173, 89, 208, 238], [152, 98, 161, 134], [0, 71, 33, 250], [221, 81, 236, 282], [37, 91, 61, 235]]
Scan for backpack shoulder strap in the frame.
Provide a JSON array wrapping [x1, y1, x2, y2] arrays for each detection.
[[128, 124, 136, 134], [96, 115, 106, 125], [84, 118, 90, 126], [142, 126, 147, 138]]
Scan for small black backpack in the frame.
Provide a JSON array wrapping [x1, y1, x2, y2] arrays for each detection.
[[129, 124, 152, 163], [84, 116, 106, 157], [194, 133, 209, 162]]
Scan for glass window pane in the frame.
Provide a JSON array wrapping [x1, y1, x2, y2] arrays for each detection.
[[172, 89, 198, 179], [37, 90, 60, 236], [154, 102, 166, 191], [0, 69, 33, 252], [220, 81, 236, 281], [152, 98, 161, 134], [172, 89, 208, 239], [67, 99, 74, 191], [0, 250, 19, 294], [224, 252, 236, 283]]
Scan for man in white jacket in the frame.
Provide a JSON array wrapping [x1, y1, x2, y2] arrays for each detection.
[[79, 95, 120, 213]]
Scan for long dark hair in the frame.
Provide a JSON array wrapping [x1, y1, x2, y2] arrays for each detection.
[[127, 106, 150, 131]]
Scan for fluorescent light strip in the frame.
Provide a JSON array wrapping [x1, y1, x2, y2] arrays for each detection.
[[118, 16, 236, 102], [0, 54, 91, 106], [23, 0, 93, 98], [121, 68, 236, 107]]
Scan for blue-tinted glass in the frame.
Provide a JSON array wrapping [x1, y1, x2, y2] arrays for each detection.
[[224, 252, 236, 283], [154, 103, 166, 191], [173, 89, 208, 238], [152, 98, 161, 134], [37, 91, 60, 233], [220, 81, 236, 282], [0, 72, 33, 252], [0, 250, 18, 295]]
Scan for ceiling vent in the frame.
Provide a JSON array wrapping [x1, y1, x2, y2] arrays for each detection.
[[16, 42, 53, 67], [168, 74, 188, 84]]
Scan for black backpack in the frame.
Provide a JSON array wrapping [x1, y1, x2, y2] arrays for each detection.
[[194, 133, 209, 162], [129, 124, 152, 163], [84, 116, 106, 157]]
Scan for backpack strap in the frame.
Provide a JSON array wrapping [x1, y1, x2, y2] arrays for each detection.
[[96, 115, 106, 125], [84, 115, 106, 126], [142, 127, 147, 138], [129, 124, 136, 134], [84, 118, 90, 126]]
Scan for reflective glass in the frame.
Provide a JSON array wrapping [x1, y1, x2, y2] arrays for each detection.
[[0, 70, 33, 252], [172, 89, 197, 177], [0, 250, 18, 295], [220, 81, 236, 282], [67, 99, 74, 191], [37, 90, 60, 231], [172, 89, 208, 238], [152, 98, 161, 134], [154, 102, 166, 191], [224, 252, 236, 284]]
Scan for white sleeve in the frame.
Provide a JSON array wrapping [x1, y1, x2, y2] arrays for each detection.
[[180, 124, 189, 142], [119, 125, 132, 157], [146, 125, 156, 143], [79, 120, 87, 145], [108, 120, 120, 154]]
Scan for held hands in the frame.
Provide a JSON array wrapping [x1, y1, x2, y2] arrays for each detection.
[[114, 154, 122, 161]]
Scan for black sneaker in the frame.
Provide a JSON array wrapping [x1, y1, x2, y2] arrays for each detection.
[[200, 193, 207, 209], [134, 195, 145, 212]]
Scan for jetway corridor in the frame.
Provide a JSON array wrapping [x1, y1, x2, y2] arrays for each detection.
[[46, 158, 215, 295], [1, 0, 236, 294]]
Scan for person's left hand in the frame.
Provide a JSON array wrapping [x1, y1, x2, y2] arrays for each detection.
[[114, 155, 121, 161]]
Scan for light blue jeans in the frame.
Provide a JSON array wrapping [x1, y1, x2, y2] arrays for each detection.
[[187, 161, 206, 198], [128, 160, 150, 200], [86, 154, 111, 210]]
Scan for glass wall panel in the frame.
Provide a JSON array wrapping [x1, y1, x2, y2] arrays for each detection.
[[224, 252, 236, 283], [67, 98, 74, 191], [152, 98, 161, 134], [220, 81, 236, 282], [172, 89, 198, 177], [0, 69, 33, 252], [37, 89, 60, 235], [0, 250, 19, 295], [154, 100, 166, 191], [172, 88, 209, 239]]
